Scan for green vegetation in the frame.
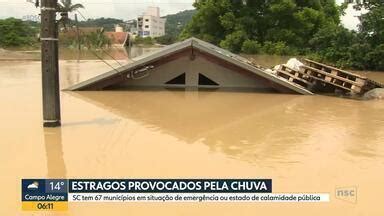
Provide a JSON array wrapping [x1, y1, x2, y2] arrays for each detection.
[[158, 10, 196, 44], [309, 1, 384, 70], [181, 0, 342, 55], [134, 36, 176, 46], [57, 0, 85, 29], [61, 17, 122, 48], [77, 18, 124, 32], [59, 28, 111, 49], [1, 1, 383, 70], [133, 37, 155, 45], [83, 28, 111, 49], [154, 35, 175, 45], [57, 0, 84, 13], [0, 18, 38, 48], [181, 0, 384, 71]]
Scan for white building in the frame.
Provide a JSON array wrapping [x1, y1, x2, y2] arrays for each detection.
[[137, 7, 166, 38], [115, 24, 124, 32]]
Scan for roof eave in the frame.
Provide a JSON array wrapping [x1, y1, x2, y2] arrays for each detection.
[[65, 38, 194, 91]]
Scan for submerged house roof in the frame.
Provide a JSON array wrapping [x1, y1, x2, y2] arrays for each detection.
[[66, 37, 313, 95]]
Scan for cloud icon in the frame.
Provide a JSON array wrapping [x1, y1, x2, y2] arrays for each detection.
[[27, 181, 39, 189]]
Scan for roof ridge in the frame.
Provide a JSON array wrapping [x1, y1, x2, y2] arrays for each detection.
[[65, 37, 312, 95]]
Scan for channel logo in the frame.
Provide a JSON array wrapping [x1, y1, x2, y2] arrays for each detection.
[[335, 186, 357, 203]]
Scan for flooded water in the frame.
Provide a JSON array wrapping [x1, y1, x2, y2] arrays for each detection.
[[1, 60, 384, 215], [0, 46, 161, 61]]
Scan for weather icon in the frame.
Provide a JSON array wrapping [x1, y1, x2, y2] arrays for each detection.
[[27, 181, 39, 190]]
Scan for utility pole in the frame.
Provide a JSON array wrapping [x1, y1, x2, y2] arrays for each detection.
[[41, 0, 61, 127], [74, 13, 81, 62]]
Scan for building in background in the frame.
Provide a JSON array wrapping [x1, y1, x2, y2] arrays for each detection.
[[137, 7, 166, 38], [125, 19, 138, 36], [114, 24, 124, 32]]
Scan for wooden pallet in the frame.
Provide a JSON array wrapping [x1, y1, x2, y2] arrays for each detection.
[[300, 65, 365, 94], [303, 59, 367, 94], [275, 59, 383, 95], [275, 65, 313, 89]]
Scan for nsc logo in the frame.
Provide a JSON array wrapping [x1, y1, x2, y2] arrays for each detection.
[[335, 186, 357, 203]]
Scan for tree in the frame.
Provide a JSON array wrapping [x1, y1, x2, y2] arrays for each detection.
[[241, 39, 262, 54], [309, 23, 359, 68], [57, 0, 85, 30], [0, 18, 38, 47], [353, 0, 382, 10], [306, 0, 384, 70], [349, 0, 384, 70], [181, 0, 342, 54], [355, 1, 384, 47], [181, 0, 384, 70], [163, 10, 196, 43], [77, 18, 124, 32], [180, 0, 230, 44]]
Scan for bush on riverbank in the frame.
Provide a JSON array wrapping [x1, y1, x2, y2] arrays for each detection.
[[0, 18, 39, 48], [155, 35, 176, 45], [59, 28, 111, 49], [133, 37, 155, 45], [133, 36, 176, 46]]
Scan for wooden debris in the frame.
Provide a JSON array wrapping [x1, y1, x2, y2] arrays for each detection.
[[275, 59, 384, 95], [275, 65, 313, 89]]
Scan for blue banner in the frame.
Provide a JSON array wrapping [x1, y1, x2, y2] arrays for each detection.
[[68, 179, 272, 193]]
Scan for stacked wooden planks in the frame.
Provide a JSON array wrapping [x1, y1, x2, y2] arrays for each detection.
[[275, 59, 384, 95], [275, 64, 313, 90]]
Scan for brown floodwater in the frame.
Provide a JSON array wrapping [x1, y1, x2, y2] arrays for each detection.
[[0, 60, 384, 215], [0, 46, 161, 61]]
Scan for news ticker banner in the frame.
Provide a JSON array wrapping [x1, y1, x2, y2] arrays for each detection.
[[22, 179, 329, 211]]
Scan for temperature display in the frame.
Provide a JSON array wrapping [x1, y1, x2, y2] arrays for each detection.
[[46, 180, 67, 193], [22, 179, 68, 211]]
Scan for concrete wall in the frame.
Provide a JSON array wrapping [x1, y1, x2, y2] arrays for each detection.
[[112, 54, 273, 91], [137, 6, 165, 38], [137, 15, 165, 38], [145, 6, 160, 17]]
